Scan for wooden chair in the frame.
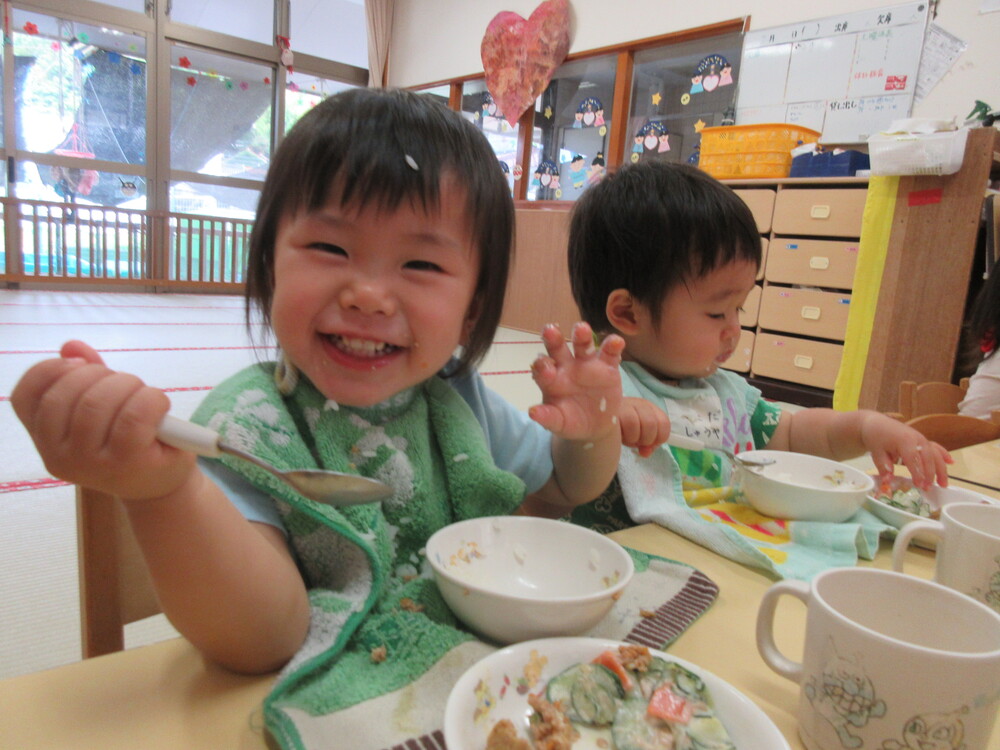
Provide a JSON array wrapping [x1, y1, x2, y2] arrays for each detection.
[[905, 411, 1000, 452], [892, 378, 971, 422], [77, 486, 161, 658]]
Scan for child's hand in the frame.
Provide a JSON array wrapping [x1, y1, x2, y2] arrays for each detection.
[[10, 340, 196, 501], [619, 397, 671, 457], [862, 414, 952, 490], [528, 322, 625, 442]]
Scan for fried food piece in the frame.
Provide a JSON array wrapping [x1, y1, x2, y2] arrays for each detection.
[[528, 694, 579, 750], [485, 719, 531, 750], [618, 644, 652, 673]]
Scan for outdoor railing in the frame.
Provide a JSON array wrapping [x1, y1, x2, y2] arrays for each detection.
[[0, 197, 251, 291]]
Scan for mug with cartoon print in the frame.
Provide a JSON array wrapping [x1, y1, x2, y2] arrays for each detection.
[[893, 502, 1000, 615], [756, 567, 1000, 750]]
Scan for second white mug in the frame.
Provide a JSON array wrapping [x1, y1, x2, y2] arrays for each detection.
[[892, 501, 1000, 615]]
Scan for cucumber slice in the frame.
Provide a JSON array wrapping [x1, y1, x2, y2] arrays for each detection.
[[611, 696, 676, 750], [683, 715, 737, 749], [545, 662, 624, 726]]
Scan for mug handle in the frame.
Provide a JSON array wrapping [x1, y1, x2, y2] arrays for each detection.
[[756, 579, 810, 682], [891, 519, 943, 573]]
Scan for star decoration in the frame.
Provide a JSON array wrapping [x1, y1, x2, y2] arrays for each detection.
[[178, 56, 191, 68], [185, 76, 196, 87], [651, 92, 662, 106], [544, 106, 553, 119], [23, 22, 38, 35], [694, 119, 706, 133]]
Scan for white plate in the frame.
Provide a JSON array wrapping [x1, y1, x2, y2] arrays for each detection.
[[865, 476, 1000, 549], [443, 636, 790, 750]]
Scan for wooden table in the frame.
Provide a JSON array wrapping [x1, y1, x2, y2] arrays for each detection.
[[946, 439, 1000, 492], [1, 526, 997, 749]]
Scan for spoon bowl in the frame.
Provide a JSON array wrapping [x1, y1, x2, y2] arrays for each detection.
[[157, 415, 393, 506]]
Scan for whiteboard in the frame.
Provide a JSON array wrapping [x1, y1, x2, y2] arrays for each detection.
[[736, 2, 929, 143]]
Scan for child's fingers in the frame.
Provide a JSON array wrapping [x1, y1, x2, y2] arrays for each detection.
[[10, 357, 83, 429], [31, 362, 115, 449], [61, 339, 106, 367], [106, 383, 172, 457], [569, 322, 596, 359], [528, 403, 564, 434], [540, 324, 571, 364], [597, 333, 625, 365], [68, 370, 148, 455], [530, 354, 557, 389]]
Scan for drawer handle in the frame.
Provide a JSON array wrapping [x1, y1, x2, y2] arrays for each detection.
[[793, 355, 814, 370], [809, 256, 830, 270], [801, 306, 821, 320], [810, 204, 831, 219]]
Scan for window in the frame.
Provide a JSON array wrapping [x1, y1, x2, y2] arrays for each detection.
[[11, 8, 147, 207], [529, 55, 616, 201], [170, 0, 275, 45], [285, 73, 357, 132], [290, 0, 367, 68], [628, 31, 744, 167], [460, 80, 520, 196]]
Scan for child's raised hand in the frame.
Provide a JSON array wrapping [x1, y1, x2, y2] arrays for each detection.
[[528, 322, 625, 442], [862, 414, 952, 490], [619, 397, 671, 457], [11, 340, 196, 501]]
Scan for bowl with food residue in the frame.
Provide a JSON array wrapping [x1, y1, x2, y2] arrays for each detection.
[[426, 516, 633, 644], [734, 450, 874, 523], [865, 474, 1000, 548]]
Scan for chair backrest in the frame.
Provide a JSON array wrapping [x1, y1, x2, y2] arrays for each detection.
[[76, 486, 161, 658], [905, 411, 1000, 452], [896, 378, 971, 422]]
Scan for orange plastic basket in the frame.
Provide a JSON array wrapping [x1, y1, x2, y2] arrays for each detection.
[[699, 123, 821, 179]]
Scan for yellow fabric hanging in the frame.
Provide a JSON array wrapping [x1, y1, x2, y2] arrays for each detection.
[[833, 176, 899, 410]]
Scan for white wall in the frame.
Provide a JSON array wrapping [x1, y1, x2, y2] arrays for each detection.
[[388, 0, 1000, 124]]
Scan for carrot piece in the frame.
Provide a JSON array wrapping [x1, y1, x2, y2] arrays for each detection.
[[591, 650, 632, 692], [647, 683, 693, 724]]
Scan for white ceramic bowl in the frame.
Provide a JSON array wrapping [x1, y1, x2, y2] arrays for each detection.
[[735, 450, 874, 523], [426, 516, 633, 644], [865, 474, 1000, 548]]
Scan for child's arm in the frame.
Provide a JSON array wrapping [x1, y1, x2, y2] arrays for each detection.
[[519, 323, 624, 517], [767, 408, 952, 489], [11, 340, 310, 673]]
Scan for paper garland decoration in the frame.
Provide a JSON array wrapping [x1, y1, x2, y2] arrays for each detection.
[[481, 0, 572, 127]]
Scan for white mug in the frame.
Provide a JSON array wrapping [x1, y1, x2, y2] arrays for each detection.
[[757, 567, 1000, 750], [893, 502, 1000, 615]]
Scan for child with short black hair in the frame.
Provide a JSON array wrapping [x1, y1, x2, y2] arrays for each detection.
[[566, 160, 949, 532], [12, 87, 625, 693]]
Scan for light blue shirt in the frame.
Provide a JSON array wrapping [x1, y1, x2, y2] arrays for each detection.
[[202, 366, 553, 532]]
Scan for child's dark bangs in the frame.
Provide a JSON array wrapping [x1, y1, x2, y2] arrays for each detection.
[[335, 150, 443, 216]]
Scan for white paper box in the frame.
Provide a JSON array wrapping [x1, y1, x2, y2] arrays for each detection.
[[868, 128, 969, 176]]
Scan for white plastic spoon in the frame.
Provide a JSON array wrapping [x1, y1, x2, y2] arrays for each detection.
[[157, 415, 393, 506]]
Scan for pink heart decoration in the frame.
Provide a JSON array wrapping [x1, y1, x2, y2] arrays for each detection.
[[481, 0, 572, 127], [702, 75, 720, 93]]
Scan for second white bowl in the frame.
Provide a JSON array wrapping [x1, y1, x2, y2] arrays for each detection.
[[735, 450, 874, 523]]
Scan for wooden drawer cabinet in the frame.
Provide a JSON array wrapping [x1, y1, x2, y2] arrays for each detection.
[[758, 286, 852, 341], [725, 179, 867, 406], [765, 238, 859, 289], [722, 329, 755, 374], [772, 188, 867, 237], [733, 188, 775, 233], [751, 333, 844, 390], [739, 284, 761, 327]]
